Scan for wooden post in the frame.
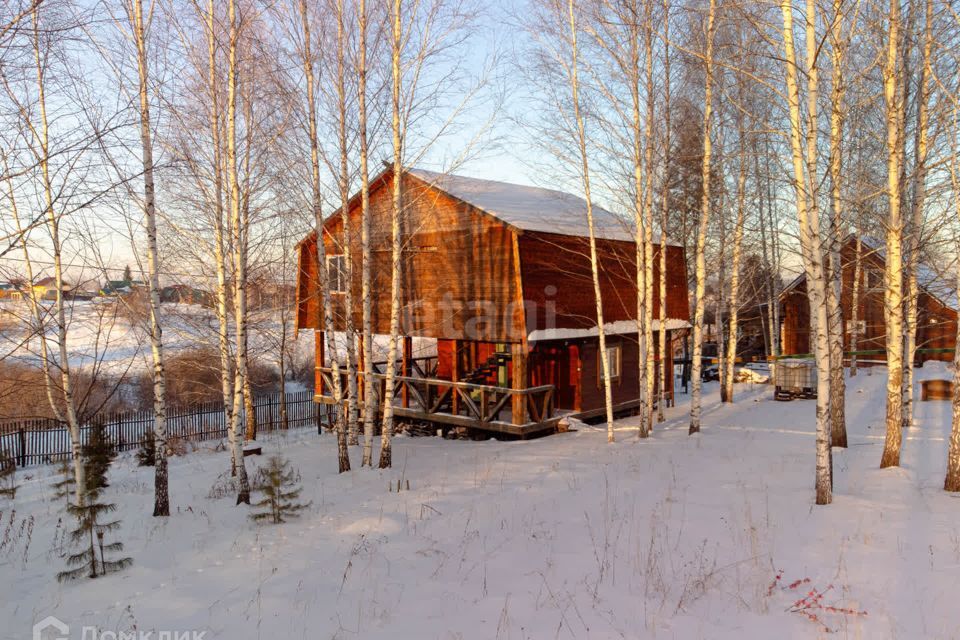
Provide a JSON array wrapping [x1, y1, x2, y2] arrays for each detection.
[[18, 427, 26, 468], [315, 330, 325, 397], [666, 332, 675, 407], [402, 336, 412, 408], [569, 344, 582, 413], [511, 342, 527, 425], [452, 339, 461, 415]]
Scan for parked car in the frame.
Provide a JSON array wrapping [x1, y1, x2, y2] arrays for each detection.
[[702, 363, 770, 384]]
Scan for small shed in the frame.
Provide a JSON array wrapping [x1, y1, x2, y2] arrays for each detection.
[[296, 167, 690, 436]]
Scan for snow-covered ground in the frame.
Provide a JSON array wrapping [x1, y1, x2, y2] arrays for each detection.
[[2, 366, 959, 639]]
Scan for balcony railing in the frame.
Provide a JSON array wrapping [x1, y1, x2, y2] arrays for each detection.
[[314, 366, 557, 436]]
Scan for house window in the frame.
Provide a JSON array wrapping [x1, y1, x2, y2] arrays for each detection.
[[866, 268, 884, 292], [326, 255, 347, 293], [848, 319, 866, 335], [599, 344, 622, 383]]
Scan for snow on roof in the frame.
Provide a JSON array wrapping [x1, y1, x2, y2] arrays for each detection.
[[859, 235, 958, 310], [409, 168, 654, 244], [780, 235, 958, 310], [528, 319, 691, 343]]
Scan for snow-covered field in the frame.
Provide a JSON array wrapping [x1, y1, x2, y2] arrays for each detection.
[[3, 367, 959, 639], [0, 300, 432, 379], [0, 300, 313, 375]]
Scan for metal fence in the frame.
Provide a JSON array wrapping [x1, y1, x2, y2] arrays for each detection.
[[0, 391, 325, 468]]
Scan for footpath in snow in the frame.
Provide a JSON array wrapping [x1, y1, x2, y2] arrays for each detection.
[[2, 365, 959, 639]]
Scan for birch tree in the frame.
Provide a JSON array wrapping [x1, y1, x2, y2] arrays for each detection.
[[900, 0, 933, 432], [561, 0, 616, 442], [331, 0, 360, 448], [824, 0, 848, 447], [657, 0, 671, 423], [937, 0, 960, 492], [25, 4, 87, 505], [125, 0, 170, 516], [879, 0, 906, 470], [378, 0, 404, 467], [780, 0, 832, 504], [226, 0, 252, 502], [357, 0, 377, 467], [689, 0, 716, 436], [721, 122, 745, 406], [293, 0, 350, 472], [641, 0, 656, 435]]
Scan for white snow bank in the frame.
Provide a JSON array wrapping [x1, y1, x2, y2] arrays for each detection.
[[2, 369, 958, 639]]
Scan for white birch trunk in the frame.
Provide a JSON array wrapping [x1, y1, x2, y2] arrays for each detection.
[[826, 0, 847, 447], [31, 7, 86, 505], [226, 0, 251, 503], [689, 0, 716, 435], [357, 0, 376, 467], [657, 1, 671, 424], [335, 0, 360, 447], [880, 0, 905, 469], [642, 6, 656, 434], [901, 0, 932, 432], [379, 0, 404, 468], [945, 79, 960, 492], [566, 0, 615, 442], [3, 165, 66, 432], [130, 0, 170, 515], [722, 144, 746, 404], [199, 0, 237, 477], [780, 0, 832, 504], [946, 262, 960, 490], [631, 6, 648, 439]]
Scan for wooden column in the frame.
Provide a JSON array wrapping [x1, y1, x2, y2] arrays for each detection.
[[315, 330, 325, 397], [451, 339, 461, 415], [402, 336, 412, 408], [511, 342, 527, 425], [666, 332, 675, 406], [571, 344, 582, 413]]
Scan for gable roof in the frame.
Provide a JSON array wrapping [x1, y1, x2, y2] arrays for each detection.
[[408, 168, 638, 242], [33, 276, 73, 290], [857, 235, 958, 309], [301, 166, 679, 248], [780, 234, 958, 310]]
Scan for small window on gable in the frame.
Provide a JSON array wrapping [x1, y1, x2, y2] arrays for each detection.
[[326, 255, 347, 293], [867, 268, 884, 292], [599, 344, 622, 383], [847, 319, 866, 335]]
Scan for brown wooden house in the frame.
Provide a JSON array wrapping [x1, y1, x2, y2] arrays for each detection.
[[296, 167, 690, 436], [780, 235, 957, 363]]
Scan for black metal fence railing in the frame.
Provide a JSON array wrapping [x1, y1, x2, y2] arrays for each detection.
[[0, 391, 326, 468]]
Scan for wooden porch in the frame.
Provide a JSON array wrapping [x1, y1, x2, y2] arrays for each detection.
[[314, 365, 560, 438]]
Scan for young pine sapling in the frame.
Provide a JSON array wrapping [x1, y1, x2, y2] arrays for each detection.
[[250, 455, 310, 524], [57, 424, 131, 581]]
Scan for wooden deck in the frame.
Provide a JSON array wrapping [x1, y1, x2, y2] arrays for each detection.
[[315, 366, 560, 437]]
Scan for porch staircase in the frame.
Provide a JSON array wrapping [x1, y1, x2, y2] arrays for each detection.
[[461, 351, 511, 385]]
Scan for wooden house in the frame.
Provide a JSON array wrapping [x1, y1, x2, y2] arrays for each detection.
[[32, 276, 72, 301], [780, 235, 957, 363], [296, 167, 690, 436]]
